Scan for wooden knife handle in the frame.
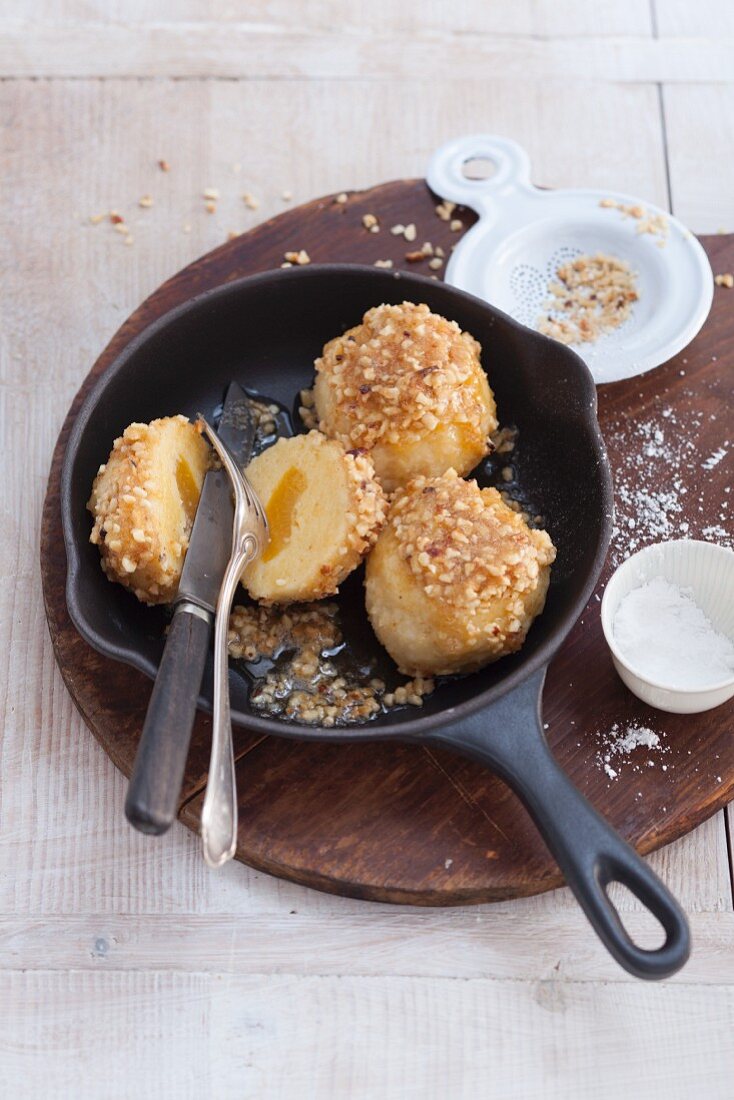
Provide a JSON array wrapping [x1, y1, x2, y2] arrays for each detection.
[[125, 604, 212, 836]]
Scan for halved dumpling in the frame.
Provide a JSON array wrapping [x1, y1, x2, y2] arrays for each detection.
[[88, 415, 209, 605], [243, 430, 387, 604]]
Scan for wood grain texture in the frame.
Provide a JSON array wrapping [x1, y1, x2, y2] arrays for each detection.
[[656, 0, 734, 37], [2, 970, 733, 1100], [40, 178, 734, 904], [663, 85, 734, 232], [2, 910, 733, 982], [5, 1, 654, 37], [1, 24, 731, 81]]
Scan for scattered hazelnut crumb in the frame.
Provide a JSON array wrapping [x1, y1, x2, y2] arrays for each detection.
[[88, 213, 105, 225], [281, 190, 293, 201], [335, 192, 348, 204], [205, 200, 217, 214], [242, 192, 260, 210], [227, 230, 240, 241], [362, 213, 379, 231], [435, 200, 456, 222], [203, 188, 220, 201], [405, 249, 427, 263], [599, 197, 668, 243], [123, 235, 134, 246], [109, 211, 124, 225], [421, 241, 434, 256], [373, 259, 394, 268], [403, 223, 417, 242], [428, 257, 443, 270], [449, 218, 463, 232], [157, 159, 170, 172], [390, 223, 405, 236], [435, 245, 445, 258], [113, 223, 128, 235], [281, 261, 293, 268], [138, 195, 153, 209], [284, 249, 310, 265], [715, 273, 734, 288]]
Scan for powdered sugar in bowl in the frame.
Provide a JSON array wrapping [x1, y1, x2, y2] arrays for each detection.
[[601, 540, 734, 714]]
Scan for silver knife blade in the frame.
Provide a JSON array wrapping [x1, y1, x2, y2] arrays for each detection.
[[176, 384, 256, 615], [217, 381, 256, 469]]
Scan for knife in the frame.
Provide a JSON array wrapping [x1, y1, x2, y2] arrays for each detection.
[[125, 382, 256, 836]]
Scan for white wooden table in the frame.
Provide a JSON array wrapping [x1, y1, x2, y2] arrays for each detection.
[[2, 3, 733, 1096]]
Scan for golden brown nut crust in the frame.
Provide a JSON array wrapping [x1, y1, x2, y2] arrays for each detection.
[[88, 415, 209, 605], [313, 301, 497, 491], [243, 430, 387, 604], [365, 469, 556, 676]]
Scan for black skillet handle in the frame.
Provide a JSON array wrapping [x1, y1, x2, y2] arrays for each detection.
[[428, 668, 690, 980], [125, 602, 212, 836]]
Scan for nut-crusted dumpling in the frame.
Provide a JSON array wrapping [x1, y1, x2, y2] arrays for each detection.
[[313, 301, 497, 492], [365, 470, 556, 676], [243, 430, 387, 604], [88, 415, 210, 605]]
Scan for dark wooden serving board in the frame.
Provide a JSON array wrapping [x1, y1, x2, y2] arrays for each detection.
[[41, 180, 734, 904]]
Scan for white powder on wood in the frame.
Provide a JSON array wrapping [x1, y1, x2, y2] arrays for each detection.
[[613, 576, 734, 688], [702, 446, 728, 471], [604, 402, 732, 565], [595, 722, 665, 781]]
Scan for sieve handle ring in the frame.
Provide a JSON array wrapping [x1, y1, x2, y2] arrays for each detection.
[[426, 134, 533, 215]]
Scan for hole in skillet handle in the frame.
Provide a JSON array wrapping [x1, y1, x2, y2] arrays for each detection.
[[424, 668, 691, 981]]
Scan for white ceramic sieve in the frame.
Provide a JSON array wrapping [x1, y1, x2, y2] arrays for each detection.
[[427, 135, 714, 385]]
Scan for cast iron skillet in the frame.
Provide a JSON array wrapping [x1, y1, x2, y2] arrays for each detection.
[[61, 264, 690, 980]]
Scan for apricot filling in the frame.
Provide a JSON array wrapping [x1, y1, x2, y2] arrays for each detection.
[[262, 465, 307, 562], [176, 457, 201, 522]]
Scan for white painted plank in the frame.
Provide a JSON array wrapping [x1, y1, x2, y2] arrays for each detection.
[[0, 910, 732, 982], [0, 970, 212, 1100], [1, 971, 733, 1100], [656, 0, 734, 37], [663, 84, 734, 232], [0, 0, 657, 37], [0, 24, 727, 80]]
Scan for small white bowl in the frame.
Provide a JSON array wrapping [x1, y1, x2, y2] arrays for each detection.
[[601, 540, 734, 714]]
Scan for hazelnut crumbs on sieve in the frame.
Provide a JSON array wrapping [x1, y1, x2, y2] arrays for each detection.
[[537, 253, 639, 345]]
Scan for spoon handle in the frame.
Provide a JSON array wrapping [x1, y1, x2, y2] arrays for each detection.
[[200, 547, 250, 868]]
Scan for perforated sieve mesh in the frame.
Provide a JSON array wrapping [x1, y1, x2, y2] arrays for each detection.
[[504, 244, 644, 345], [508, 246, 583, 328]]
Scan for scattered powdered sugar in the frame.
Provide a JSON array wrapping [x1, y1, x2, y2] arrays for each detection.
[[613, 576, 734, 689], [702, 446, 728, 471], [702, 524, 729, 541], [605, 403, 732, 565], [595, 722, 668, 781], [611, 725, 660, 753]]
